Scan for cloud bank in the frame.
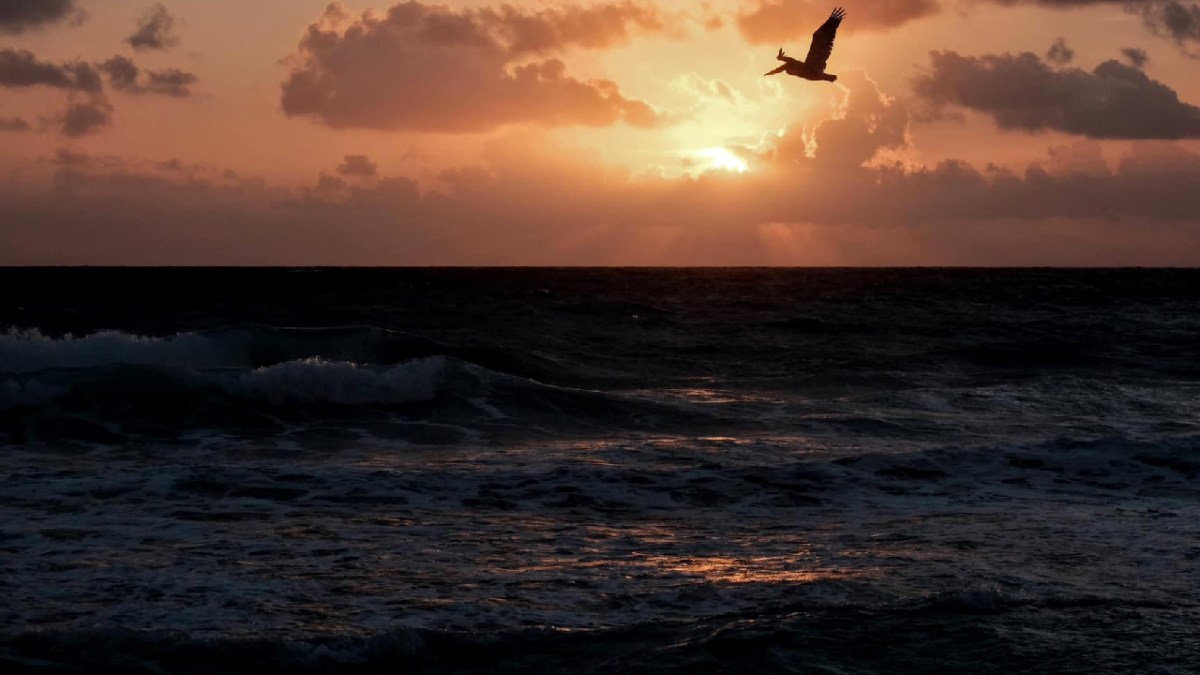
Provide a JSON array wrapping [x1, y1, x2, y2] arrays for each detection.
[[6, 72, 1200, 265], [912, 49, 1200, 138], [280, 1, 666, 132]]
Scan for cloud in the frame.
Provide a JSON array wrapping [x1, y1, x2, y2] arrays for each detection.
[[127, 3, 179, 51], [0, 115, 30, 132], [99, 56, 197, 97], [475, 0, 674, 55], [99, 55, 139, 91], [1131, 0, 1200, 56], [0, 49, 102, 93], [1121, 46, 1150, 67], [0, 49, 111, 136], [280, 1, 665, 132], [736, 0, 940, 44], [0, 0, 78, 34], [337, 155, 378, 178], [911, 50, 1200, 139], [144, 68, 197, 97], [1046, 37, 1074, 64], [58, 99, 112, 137]]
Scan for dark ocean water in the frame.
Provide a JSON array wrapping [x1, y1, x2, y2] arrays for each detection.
[[1, 268, 1198, 673]]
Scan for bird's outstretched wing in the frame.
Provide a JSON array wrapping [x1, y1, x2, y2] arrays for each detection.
[[804, 7, 845, 72]]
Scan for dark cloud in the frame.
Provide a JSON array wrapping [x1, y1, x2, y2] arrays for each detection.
[[99, 56, 197, 97], [0, 49, 102, 93], [337, 155, 378, 178], [736, 0, 940, 44], [280, 1, 664, 132], [59, 99, 113, 137], [0, 115, 30, 132], [1134, 0, 1200, 55], [911, 50, 1200, 139], [1046, 37, 1074, 64], [1121, 46, 1150, 67], [127, 3, 179, 51], [144, 68, 197, 97], [0, 0, 77, 34], [0, 48, 110, 136], [99, 56, 139, 91]]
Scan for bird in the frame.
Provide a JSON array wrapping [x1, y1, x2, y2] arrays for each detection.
[[764, 7, 845, 82]]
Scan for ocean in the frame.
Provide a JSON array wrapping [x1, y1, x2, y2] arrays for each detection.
[[1, 268, 1197, 673]]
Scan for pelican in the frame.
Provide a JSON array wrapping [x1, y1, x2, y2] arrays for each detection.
[[764, 7, 845, 82]]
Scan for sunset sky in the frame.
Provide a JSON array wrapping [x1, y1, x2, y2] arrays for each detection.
[[2, 0, 1200, 265]]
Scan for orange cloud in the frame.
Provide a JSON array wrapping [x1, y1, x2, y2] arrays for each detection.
[[736, 0, 940, 44], [280, 1, 667, 132]]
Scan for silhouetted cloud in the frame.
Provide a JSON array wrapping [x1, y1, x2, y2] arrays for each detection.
[[736, 0, 939, 44], [59, 98, 112, 137], [1046, 37, 1074, 64], [0, 115, 30, 131], [0, 49, 102, 92], [280, 1, 664, 132], [1131, 0, 1200, 55], [337, 155, 378, 178], [126, 3, 179, 51], [99, 56, 197, 96], [911, 50, 1200, 138], [98, 55, 139, 91], [1121, 46, 1150, 67], [144, 68, 196, 97], [0, 0, 77, 34]]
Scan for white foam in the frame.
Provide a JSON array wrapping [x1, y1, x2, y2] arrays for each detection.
[[221, 357, 444, 405], [0, 327, 248, 373]]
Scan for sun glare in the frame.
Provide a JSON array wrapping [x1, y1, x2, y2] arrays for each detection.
[[699, 148, 748, 174]]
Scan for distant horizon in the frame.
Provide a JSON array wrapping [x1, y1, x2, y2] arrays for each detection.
[[4, 265, 1200, 272]]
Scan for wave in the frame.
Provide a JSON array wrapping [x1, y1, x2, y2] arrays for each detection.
[[0, 341, 709, 446], [1, 356, 443, 409], [1, 325, 456, 373]]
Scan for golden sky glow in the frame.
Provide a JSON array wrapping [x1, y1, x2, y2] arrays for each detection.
[[2, 1, 1200, 265]]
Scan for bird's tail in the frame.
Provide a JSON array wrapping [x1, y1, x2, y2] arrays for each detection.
[[825, 74, 838, 82]]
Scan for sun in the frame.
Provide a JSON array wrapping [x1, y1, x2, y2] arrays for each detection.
[[698, 147, 748, 174]]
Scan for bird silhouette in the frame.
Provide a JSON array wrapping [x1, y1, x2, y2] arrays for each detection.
[[764, 7, 845, 82]]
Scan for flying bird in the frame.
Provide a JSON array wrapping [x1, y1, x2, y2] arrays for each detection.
[[764, 7, 845, 82]]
